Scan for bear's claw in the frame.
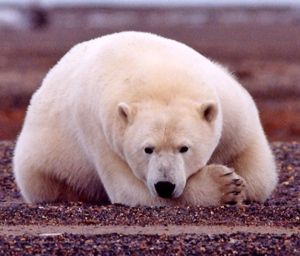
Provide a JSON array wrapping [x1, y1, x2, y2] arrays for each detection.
[[221, 174, 246, 205], [207, 164, 247, 205]]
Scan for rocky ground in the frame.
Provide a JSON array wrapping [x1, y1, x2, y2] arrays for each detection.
[[0, 141, 299, 254]]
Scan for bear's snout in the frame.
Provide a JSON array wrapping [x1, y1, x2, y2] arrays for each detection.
[[154, 181, 175, 198]]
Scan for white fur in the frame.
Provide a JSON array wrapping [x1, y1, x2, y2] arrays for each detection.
[[13, 31, 278, 206]]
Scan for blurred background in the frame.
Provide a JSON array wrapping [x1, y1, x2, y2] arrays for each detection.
[[0, 0, 299, 141]]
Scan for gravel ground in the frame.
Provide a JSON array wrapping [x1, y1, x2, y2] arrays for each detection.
[[0, 141, 299, 253], [0, 141, 299, 227], [1, 233, 299, 255]]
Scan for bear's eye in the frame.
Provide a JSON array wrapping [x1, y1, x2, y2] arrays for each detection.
[[144, 147, 154, 154], [179, 146, 189, 153]]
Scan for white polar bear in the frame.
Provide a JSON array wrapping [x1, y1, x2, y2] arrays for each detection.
[[13, 31, 278, 206]]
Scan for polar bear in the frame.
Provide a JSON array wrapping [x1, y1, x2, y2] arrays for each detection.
[[13, 31, 278, 206]]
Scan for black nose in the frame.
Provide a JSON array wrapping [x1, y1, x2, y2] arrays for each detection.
[[155, 181, 175, 198]]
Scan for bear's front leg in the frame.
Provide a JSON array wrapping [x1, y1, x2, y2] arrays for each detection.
[[96, 160, 177, 207], [181, 164, 247, 206]]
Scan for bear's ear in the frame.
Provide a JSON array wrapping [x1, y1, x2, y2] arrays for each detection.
[[118, 102, 135, 124], [198, 101, 218, 122]]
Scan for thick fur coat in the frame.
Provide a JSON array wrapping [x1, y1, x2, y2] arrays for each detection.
[[13, 32, 278, 206]]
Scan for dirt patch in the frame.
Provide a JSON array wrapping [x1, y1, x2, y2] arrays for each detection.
[[0, 224, 299, 237]]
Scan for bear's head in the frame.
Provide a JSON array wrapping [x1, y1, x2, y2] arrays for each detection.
[[117, 98, 222, 199]]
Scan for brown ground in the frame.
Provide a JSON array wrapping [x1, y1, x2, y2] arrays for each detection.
[[0, 141, 299, 254], [0, 6, 300, 141]]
